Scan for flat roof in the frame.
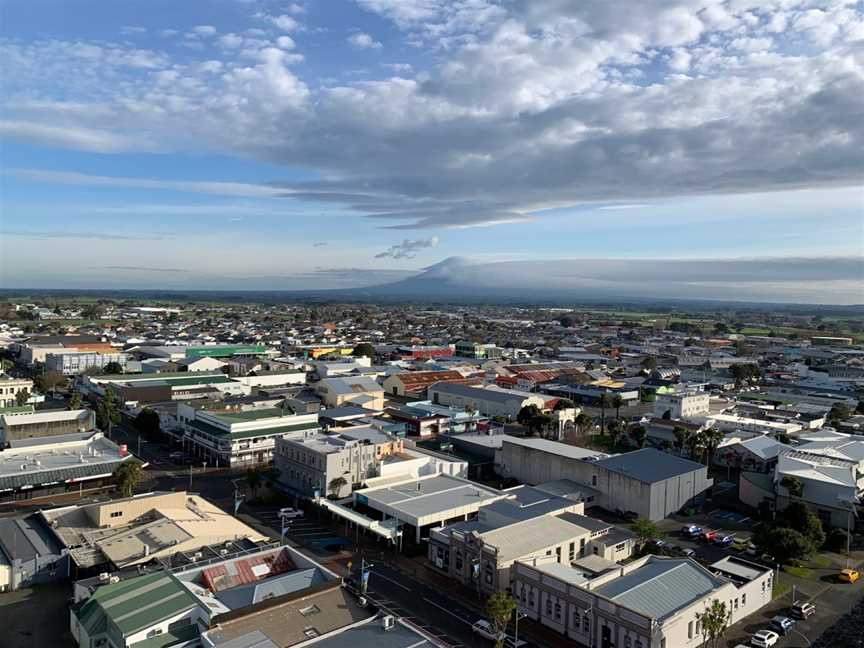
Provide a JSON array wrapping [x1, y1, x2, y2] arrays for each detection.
[[358, 475, 502, 521], [481, 515, 589, 560], [501, 437, 605, 461], [596, 448, 706, 483]]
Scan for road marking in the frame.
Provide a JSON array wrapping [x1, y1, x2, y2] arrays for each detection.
[[422, 597, 473, 624], [368, 570, 412, 591]]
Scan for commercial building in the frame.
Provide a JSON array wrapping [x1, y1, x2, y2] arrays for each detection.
[[454, 341, 503, 360], [46, 350, 129, 375], [496, 441, 713, 521], [44, 491, 269, 574], [177, 403, 320, 467], [13, 334, 107, 366], [353, 474, 507, 543], [512, 554, 773, 648], [396, 345, 454, 360], [0, 408, 95, 443], [700, 413, 802, 436], [382, 370, 473, 398], [428, 383, 546, 420], [275, 428, 405, 499], [0, 430, 135, 502], [81, 371, 249, 403], [384, 400, 488, 437], [653, 388, 710, 419], [315, 376, 384, 411], [0, 374, 33, 408]]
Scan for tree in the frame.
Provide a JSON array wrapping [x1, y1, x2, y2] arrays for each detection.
[[574, 412, 593, 436], [68, 391, 83, 410], [631, 425, 647, 449], [759, 527, 813, 564], [702, 427, 724, 466], [611, 394, 623, 422], [529, 412, 553, 438], [673, 426, 689, 456], [824, 528, 849, 553], [608, 420, 625, 446], [696, 599, 731, 648], [0, 358, 13, 373], [114, 462, 143, 498], [517, 404, 542, 427], [553, 398, 575, 411], [641, 357, 657, 371], [96, 389, 121, 433], [134, 408, 161, 441], [15, 389, 30, 406], [686, 429, 706, 462], [856, 400, 864, 415], [827, 402, 852, 427], [352, 343, 375, 358], [245, 467, 263, 498], [559, 315, 577, 328], [598, 393, 612, 435], [713, 322, 731, 335], [35, 371, 66, 395], [102, 361, 124, 375], [485, 591, 516, 648], [328, 476, 348, 499], [780, 475, 804, 498], [778, 502, 825, 551], [630, 518, 662, 546]]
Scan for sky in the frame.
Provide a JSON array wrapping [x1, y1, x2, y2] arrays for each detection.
[[0, 0, 862, 301]]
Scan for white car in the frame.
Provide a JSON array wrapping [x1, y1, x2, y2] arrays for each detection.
[[751, 629, 779, 647], [279, 507, 304, 519], [472, 620, 505, 642]]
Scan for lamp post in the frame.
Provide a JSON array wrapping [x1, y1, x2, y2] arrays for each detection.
[[513, 609, 526, 648], [837, 494, 859, 570]]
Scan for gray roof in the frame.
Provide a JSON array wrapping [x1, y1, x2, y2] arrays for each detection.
[[596, 448, 705, 483], [501, 437, 605, 461], [360, 475, 502, 520], [480, 515, 590, 560], [557, 512, 610, 534], [306, 617, 435, 648], [214, 568, 328, 609], [430, 382, 529, 404], [595, 557, 725, 621], [0, 514, 64, 561]]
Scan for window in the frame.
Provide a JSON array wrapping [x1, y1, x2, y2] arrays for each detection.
[[742, 593, 747, 606], [582, 615, 590, 633], [688, 621, 693, 639], [146, 629, 164, 638], [695, 620, 701, 635], [455, 551, 463, 571], [556, 547, 562, 562], [303, 629, 319, 639], [546, 598, 552, 615], [615, 542, 626, 552], [636, 640, 643, 648], [485, 564, 494, 585], [109, 511, 123, 518], [528, 589, 534, 606], [569, 542, 576, 560], [592, 474, 598, 486], [734, 598, 739, 610], [625, 638, 631, 648]]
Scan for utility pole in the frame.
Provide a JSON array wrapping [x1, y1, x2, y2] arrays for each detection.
[[189, 464, 193, 491]]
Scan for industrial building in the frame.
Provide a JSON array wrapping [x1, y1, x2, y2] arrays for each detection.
[[427, 382, 546, 420], [0, 408, 95, 443]]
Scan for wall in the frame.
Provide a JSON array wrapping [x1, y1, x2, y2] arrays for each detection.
[[87, 492, 187, 528]]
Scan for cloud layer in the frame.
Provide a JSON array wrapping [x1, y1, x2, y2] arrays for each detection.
[[375, 236, 440, 259], [2, 1, 863, 230]]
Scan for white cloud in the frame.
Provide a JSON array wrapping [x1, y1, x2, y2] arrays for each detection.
[[375, 236, 440, 258], [348, 32, 382, 49], [192, 25, 218, 37], [382, 62, 412, 72], [269, 14, 300, 32]]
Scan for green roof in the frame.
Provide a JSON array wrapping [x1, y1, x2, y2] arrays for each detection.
[[0, 405, 35, 415], [131, 623, 199, 648], [185, 345, 266, 358], [76, 572, 199, 639], [209, 406, 296, 423], [187, 417, 319, 440]]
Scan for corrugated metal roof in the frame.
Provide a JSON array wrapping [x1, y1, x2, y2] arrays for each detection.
[[596, 448, 706, 483], [595, 557, 723, 621]]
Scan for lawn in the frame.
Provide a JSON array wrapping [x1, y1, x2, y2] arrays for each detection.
[[772, 580, 791, 600], [784, 565, 812, 579]]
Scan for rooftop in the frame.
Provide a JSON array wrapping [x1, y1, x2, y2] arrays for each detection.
[[358, 474, 503, 521], [500, 436, 605, 461], [596, 448, 707, 483], [480, 514, 590, 560]]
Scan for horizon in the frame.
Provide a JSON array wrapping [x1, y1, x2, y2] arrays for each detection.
[[1, 1, 863, 300]]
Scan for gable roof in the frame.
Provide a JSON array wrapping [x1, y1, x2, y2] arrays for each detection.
[[596, 448, 706, 483]]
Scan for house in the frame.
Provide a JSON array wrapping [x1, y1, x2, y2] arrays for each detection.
[[714, 436, 791, 473], [315, 376, 384, 411], [512, 554, 773, 648], [382, 370, 474, 398]]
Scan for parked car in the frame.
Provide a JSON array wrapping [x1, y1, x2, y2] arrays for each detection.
[[751, 629, 779, 647], [681, 525, 703, 537], [714, 534, 735, 547], [838, 568, 860, 583], [699, 529, 718, 542], [744, 543, 759, 556], [472, 620, 505, 642], [732, 537, 750, 552], [769, 616, 795, 636], [646, 539, 666, 551], [670, 545, 695, 557], [790, 601, 816, 619], [279, 507, 305, 519]]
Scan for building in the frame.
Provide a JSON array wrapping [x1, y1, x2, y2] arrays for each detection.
[[353, 474, 507, 543], [310, 358, 372, 379], [177, 403, 320, 467], [0, 374, 33, 408], [701, 413, 802, 436], [512, 554, 773, 648], [81, 371, 249, 403], [0, 430, 135, 502], [496, 441, 713, 521], [714, 436, 791, 474], [428, 383, 546, 420], [275, 428, 405, 499], [315, 376, 384, 411], [44, 491, 269, 575], [382, 370, 473, 398], [46, 350, 130, 375], [396, 345, 454, 360], [13, 334, 106, 366], [653, 388, 710, 419], [385, 401, 488, 437], [0, 408, 95, 443], [70, 543, 353, 648], [0, 513, 69, 591]]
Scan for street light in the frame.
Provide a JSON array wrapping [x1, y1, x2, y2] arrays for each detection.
[[837, 494, 859, 569], [512, 608, 527, 648]]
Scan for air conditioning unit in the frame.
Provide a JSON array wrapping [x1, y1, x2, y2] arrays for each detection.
[[98, 573, 109, 582], [381, 615, 395, 631]]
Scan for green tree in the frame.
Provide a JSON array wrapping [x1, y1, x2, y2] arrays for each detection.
[[598, 393, 612, 435], [114, 461, 143, 498], [553, 398, 575, 411], [778, 502, 825, 550], [328, 476, 348, 499], [611, 393, 623, 422], [780, 475, 804, 498], [824, 528, 849, 552], [485, 591, 516, 648], [102, 361, 124, 375], [245, 467, 263, 498], [696, 599, 731, 648], [630, 518, 662, 546], [352, 343, 375, 358], [559, 315, 577, 328], [35, 370, 66, 395], [856, 400, 864, 415], [759, 527, 813, 564], [673, 426, 689, 456], [827, 402, 853, 427], [574, 412, 593, 435], [134, 408, 161, 441], [68, 391, 83, 410], [517, 404, 542, 427], [0, 358, 14, 373], [641, 356, 657, 371], [96, 389, 121, 433], [15, 389, 30, 406], [702, 427, 724, 466], [631, 425, 647, 448]]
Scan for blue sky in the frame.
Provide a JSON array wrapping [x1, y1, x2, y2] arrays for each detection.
[[1, 0, 862, 300]]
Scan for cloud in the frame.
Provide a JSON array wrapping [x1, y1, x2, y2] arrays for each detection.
[[382, 62, 412, 73], [313, 241, 328, 247], [2, 229, 166, 241], [1, 1, 863, 231], [348, 33, 382, 49], [101, 266, 190, 273], [375, 236, 440, 259], [192, 25, 218, 37]]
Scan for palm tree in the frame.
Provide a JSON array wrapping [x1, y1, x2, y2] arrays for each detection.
[[114, 462, 142, 498], [328, 476, 348, 499], [702, 427, 725, 467], [598, 393, 612, 436], [574, 412, 593, 436], [611, 394, 623, 423], [245, 467, 262, 498], [632, 425, 647, 449], [673, 426, 689, 456]]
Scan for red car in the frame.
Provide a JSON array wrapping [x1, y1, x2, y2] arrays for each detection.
[[700, 530, 718, 542]]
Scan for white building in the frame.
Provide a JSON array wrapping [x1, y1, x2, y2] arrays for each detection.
[[654, 389, 710, 419], [0, 375, 33, 408], [46, 351, 129, 375]]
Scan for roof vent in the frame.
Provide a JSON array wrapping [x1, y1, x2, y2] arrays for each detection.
[[381, 615, 395, 631]]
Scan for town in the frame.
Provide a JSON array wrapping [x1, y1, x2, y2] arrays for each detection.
[[0, 298, 861, 648]]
